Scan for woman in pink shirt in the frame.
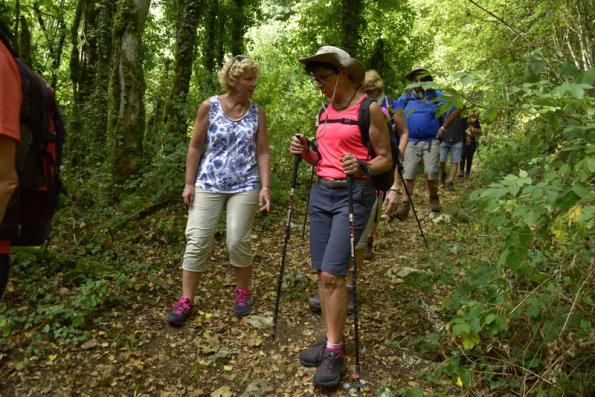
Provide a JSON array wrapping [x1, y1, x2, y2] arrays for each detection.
[[289, 46, 391, 388]]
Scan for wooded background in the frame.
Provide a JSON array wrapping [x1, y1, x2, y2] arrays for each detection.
[[0, 0, 593, 395]]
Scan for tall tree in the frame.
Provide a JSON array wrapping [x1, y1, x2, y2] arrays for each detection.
[[339, 0, 364, 56], [163, 0, 204, 137], [109, 0, 151, 187], [68, 0, 115, 169]]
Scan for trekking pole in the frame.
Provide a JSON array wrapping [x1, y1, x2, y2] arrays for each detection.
[[270, 152, 302, 338], [396, 159, 429, 249], [347, 176, 362, 389], [300, 166, 315, 239]]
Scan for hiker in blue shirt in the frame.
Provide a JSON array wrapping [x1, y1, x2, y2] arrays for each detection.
[[393, 66, 460, 219]]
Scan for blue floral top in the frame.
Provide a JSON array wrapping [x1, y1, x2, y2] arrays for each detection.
[[195, 96, 260, 193]]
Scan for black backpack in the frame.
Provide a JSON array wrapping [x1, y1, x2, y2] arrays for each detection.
[[318, 97, 398, 192], [0, 41, 65, 246]]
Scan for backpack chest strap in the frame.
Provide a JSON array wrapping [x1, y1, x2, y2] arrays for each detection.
[[318, 117, 359, 126]]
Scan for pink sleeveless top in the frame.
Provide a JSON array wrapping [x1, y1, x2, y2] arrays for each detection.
[[315, 95, 370, 180]]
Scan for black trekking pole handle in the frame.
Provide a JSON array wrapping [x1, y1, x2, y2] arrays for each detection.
[[396, 158, 429, 248], [270, 152, 302, 338], [347, 176, 362, 388]]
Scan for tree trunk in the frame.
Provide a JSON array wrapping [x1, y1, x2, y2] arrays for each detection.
[[109, 0, 151, 187], [163, 0, 204, 137], [68, 0, 115, 169], [229, 0, 245, 56], [340, 0, 364, 57]]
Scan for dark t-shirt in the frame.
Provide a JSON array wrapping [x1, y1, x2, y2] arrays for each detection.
[[443, 114, 465, 144]]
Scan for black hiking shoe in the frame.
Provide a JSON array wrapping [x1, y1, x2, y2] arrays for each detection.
[[446, 181, 454, 191], [440, 172, 447, 187], [299, 338, 326, 367], [167, 296, 194, 326], [234, 289, 253, 317], [313, 349, 346, 388], [429, 195, 442, 212], [308, 292, 321, 312]]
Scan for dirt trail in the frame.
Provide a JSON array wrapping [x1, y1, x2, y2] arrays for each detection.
[[1, 180, 470, 396]]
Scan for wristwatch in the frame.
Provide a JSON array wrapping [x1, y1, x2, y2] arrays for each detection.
[[358, 161, 375, 178]]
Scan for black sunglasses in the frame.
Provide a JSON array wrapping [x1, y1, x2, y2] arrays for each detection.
[[226, 55, 248, 77]]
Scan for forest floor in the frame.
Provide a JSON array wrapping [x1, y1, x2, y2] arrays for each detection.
[[0, 175, 477, 397]]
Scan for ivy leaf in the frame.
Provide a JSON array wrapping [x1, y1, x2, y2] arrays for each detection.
[[452, 322, 470, 335], [461, 332, 480, 349], [572, 182, 591, 200]]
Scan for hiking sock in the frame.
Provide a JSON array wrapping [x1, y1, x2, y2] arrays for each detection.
[[326, 341, 343, 354]]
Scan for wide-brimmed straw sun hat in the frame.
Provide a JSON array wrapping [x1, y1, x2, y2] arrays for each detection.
[[299, 46, 365, 85], [405, 66, 432, 81]]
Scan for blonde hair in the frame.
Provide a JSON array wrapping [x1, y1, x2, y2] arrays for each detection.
[[363, 69, 384, 91], [218, 56, 260, 91]]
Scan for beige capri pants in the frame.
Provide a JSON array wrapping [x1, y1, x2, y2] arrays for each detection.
[[182, 188, 259, 272]]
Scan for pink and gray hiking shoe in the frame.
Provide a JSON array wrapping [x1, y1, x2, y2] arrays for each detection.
[[234, 289, 252, 317], [167, 296, 194, 326]]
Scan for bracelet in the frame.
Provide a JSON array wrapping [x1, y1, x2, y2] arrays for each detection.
[[261, 187, 270, 192], [389, 188, 398, 192]]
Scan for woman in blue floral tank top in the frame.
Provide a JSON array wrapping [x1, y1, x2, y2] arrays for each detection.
[[167, 56, 271, 326]]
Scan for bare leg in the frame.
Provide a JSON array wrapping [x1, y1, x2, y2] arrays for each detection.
[[427, 179, 439, 197], [448, 163, 458, 182], [233, 265, 252, 290], [402, 179, 415, 202], [182, 270, 203, 300], [319, 271, 347, 344]]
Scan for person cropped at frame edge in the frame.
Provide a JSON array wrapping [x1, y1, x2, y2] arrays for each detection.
[[0, 32, 23, 300]]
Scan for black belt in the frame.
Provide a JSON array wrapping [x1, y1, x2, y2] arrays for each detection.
[[317, 178, 372, 189]]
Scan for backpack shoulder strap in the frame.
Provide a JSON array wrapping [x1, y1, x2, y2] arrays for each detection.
[[14, 59, 32, 173], [358, 96, 374, 156]]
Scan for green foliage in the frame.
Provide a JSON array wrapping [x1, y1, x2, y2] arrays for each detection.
[[412, 60, 594, 395], [4, 1, 594, 394]]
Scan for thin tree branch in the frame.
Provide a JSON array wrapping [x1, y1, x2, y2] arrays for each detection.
[[467, 0, 563, 82]]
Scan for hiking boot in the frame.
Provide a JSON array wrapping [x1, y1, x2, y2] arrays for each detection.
[[465, 172, 470, 179], [312, 349, 346, 388], [458, 172, 464, 178], [446, 181, 454, 191], [440, 172, 447, 187], [363, 238, 374, 260], [299, 338, 326, 367], [308, 292, 321, 312], [167, 296, 194, 326], [234, 289, 252, 317], [393, 201, 410, 220], [429, 195, 442, 212]]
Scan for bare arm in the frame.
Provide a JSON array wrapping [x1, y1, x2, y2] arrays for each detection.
[[182, 100, 210, 206], [437, 107, 462, 139], [0, 136, 18, 222], [383, 110, 410, 215], [255, 106, 271, 212], [366, 101, 392, 175]]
